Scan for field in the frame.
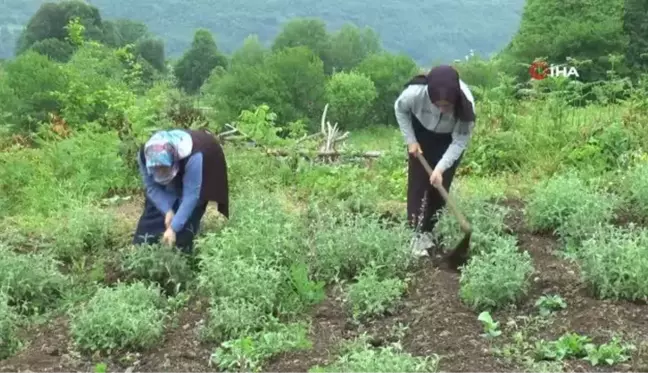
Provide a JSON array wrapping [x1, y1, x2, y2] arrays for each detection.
[[1, 92, 648, 373]]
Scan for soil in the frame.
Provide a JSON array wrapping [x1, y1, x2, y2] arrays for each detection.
[[2, 198, 648, 372]]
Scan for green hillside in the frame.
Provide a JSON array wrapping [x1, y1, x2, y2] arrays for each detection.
[[0, 0, 525, 63]]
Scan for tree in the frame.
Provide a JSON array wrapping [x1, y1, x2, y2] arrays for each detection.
[[329, 24, 382, 72], [325, 71, 377, 129], [272, 18, 333, 73], [3, 51, 69, 129], [265, 46, 327, 125], [230, 35, 268, 68], [135, 37, 166, 72], [29, 38, 75, 62], [503, 0, 627, 82], [173, 29, 227, 94], [356, 52, 418, 125], [623, 0, 648, 74], [16, 0, 105, 55]]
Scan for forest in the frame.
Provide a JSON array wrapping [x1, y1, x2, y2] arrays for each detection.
[[0, 0, 648, 371], [0, 0, 527, 63]]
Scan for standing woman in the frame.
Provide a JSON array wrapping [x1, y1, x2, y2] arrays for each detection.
[[132, 128, 229, 253], [394, 65, 476, 256]]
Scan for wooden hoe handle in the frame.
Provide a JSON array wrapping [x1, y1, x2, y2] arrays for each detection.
[[415, 153, 472, 234]]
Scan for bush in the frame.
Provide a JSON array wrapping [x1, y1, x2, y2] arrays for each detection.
[[325, 71, 377, 129], [119, 243, 194, 295], [459, 236, 534, 311], [309, 334, 439, 372], [211, 322, 312, 372], [620, 162, 648, 218], [0, 292, 22, 359], [524, 171, 618, 233], [434, 197, 512, 256], [577, 225, 648, 301], [345, 266, 407, 321], [308, 207, 412, 282], [69, 282, 167, 352], [0, 245, 68, 314]]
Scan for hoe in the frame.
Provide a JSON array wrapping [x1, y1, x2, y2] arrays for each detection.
[[416, 153, 472, 271]]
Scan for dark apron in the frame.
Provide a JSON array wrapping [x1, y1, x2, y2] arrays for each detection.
[[406, 113, 463, 233], [132, 196, 208, 254]]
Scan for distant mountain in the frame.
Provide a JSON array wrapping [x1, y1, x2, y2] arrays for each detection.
[[0, 0, 525, 64]]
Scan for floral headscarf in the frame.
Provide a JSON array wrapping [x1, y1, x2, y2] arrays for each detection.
[[143, 130, 192, 185]]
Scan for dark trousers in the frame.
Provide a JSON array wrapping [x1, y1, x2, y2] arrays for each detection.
[[132, 197, 208, 253], [407, 116, 463, 234]]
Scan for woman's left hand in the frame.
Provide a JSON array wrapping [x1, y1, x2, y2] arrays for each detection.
[[162, 227, 176, 247], [429, 169, 443, 186]]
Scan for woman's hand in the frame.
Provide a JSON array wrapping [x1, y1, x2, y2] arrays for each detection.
[[429, 168, 443, 187], [162, 227, 176, 247], [408, 143, 422, 155]]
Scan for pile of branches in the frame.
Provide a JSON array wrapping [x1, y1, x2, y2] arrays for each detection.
[[216, 104, 383, 161]]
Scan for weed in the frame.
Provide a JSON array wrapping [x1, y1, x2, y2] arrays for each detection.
[[477, 311, 502, 338], [535, 294, 567, 316]]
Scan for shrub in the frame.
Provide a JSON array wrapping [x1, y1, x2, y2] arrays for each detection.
[[201, 296, 274, 342], [434, 197, 511, 256], [69, 282, 167, 352], [525, 171, 618, 233], [308, 207, 412, 282], [577, 224, 648, 301], [309, 334, 439, 372], [325, 71, 377, 129], [0, 292, 22, 359], [119, 244, 194, 295], [0, 245, 68, 314], [459, 236, 534, 311], [620, 162, 648, 218], [345, 266, 407, 321], [211, 322, 312, 372]]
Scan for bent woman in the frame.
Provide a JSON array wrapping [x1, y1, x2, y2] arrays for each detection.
[[394, 65, 476, 256], [132, 128, 229, 253]]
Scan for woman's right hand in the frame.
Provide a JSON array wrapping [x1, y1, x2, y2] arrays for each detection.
[[408, 142, 422, 156]]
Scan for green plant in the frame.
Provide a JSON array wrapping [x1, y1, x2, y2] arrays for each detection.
[[69, 282, 167, 352], [345, 266, 407, 321], [0, 245, 68, 314], [535, 294, 567, 316], [525, 171, 618, 234], [434, 197, 511, 256], [0, 292, 22, 359], [309, 334, 439, 372], [584, 337, 635, 366], [119, 243, 194, 295], [211, 322, 312, 372], [577, 224, 648, 300], [477, 311, 502, 338], [459, 236, 534, 311]]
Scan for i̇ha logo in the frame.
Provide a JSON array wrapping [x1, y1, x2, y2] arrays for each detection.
[[529, 61, 579, 80]]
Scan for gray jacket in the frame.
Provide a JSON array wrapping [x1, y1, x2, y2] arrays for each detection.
[[394, 80, 475, 171]]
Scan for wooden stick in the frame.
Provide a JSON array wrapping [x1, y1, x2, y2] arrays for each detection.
[[415, 153, 472, 233]]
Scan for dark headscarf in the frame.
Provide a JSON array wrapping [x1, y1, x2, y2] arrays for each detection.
[[405, 65, 476, 126]]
